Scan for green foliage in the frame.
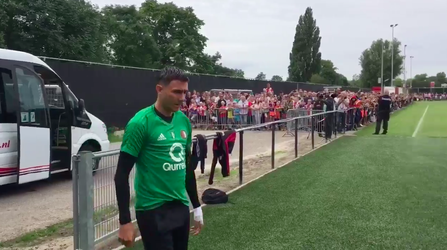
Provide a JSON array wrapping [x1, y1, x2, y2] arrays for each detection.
[[409, 72, 447, 88], [1, 0, 109, 62], [394, 78, 403, 87], [255, 72, 267, 80], [192, 52, 244, 77], [271, 75, 283, 81], [139, 0, 207, 70], [288, 7, 322, 82], [102, 4, 161, 68], [310, 74, 326, 84], [0, 0, 244, 77], [348, 74, 363, 87], [359, 38, 404, 88], [309, 59, 348, 86]]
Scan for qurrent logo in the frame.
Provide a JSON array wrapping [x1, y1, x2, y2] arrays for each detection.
[[163, 143, 186, 171]]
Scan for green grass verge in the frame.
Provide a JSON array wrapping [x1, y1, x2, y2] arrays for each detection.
[[0, 197, 136, 248], [108, 132, 123, 143], [0, 219, 73, 248]]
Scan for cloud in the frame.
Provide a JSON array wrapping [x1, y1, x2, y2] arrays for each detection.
[[91, 0, 447, 80]]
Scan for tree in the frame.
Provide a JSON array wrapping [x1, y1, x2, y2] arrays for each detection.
[[394, 77, 403, 87], [310, 74, 326, 84], [0, 0, 243, 78], [319, 60, 337, 84], [271, 75, 283, 81], [0, 2, 6, 48], [191, 52, 245, 77], [102, 5, 161, 68], [336, 73, 349, 86], [309, 59, 349, 86], [359, 38, 404, 88], [436, 72, 446, 85], [139, 0, 208, 70], [349, 74, 363, 87], [288, 7, 322, 82], [410, 72, 447, 88], [1, 0, 109, 62], [255, 72, 266, 80]]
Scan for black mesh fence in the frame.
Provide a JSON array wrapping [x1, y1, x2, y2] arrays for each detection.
[[45, 59, 369, 127]]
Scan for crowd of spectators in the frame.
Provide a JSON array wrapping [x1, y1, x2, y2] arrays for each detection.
[[181, 83, 418, 131], [419, 93, 447, 100]]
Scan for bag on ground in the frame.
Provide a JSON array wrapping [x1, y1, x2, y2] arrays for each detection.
[[201, 188, 228, 204]]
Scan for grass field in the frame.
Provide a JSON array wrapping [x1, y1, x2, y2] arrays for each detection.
[[130, 101, 447, 250]]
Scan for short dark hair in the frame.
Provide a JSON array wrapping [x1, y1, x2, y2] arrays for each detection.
[[157, 67, 189, 86]]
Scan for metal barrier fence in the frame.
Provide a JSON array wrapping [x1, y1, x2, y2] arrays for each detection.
[[71, 101, 413, 249], [187, 108, 310, 130]]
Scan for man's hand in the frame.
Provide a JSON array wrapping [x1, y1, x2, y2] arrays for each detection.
[[190, 207, 204, 236], [118, 223, 136, 247]]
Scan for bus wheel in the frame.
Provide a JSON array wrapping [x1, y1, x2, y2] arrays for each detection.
[[79, 144, 101, 174]]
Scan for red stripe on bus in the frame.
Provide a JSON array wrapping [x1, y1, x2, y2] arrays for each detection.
[[0, 165, 50, 175], [0, 167, 16, 174], [20, 166, 50, 174]]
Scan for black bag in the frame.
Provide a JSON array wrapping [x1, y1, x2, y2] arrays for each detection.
[[201, 188, 228, 205]]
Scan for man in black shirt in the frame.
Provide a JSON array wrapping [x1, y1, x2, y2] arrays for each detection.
[[324, 94, 336, 140], [216, 93, 226, 108], [313, 94, 325, 137], [374, 90, 392, 135]]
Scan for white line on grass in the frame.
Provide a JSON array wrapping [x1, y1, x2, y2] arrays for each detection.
[[412, 105, 429, 138]]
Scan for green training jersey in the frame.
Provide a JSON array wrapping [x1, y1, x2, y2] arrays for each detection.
[[120, 105, 192, 211]]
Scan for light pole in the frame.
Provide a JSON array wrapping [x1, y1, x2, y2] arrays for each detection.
[[403, 44, 407, 88], [390, 23, 398, 87], [410, 56, 414, 88], [381, 42, 385, 94]]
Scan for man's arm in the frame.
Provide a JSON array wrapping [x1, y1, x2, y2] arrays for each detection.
[[185, 147, 201, 208], [114, 152, 137, 224], [185, 120, 200, 208], [114, 120, 145, 225]]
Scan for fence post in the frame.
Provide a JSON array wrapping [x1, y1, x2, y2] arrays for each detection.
[[239, 131, 244, 185], [334, 107, 338, 138], [72, 155, 80, 250], [294, 118, 298, 158], [311, 113, 315, 149], [271, 123, 275, 169], [78, 151, 95, 250]]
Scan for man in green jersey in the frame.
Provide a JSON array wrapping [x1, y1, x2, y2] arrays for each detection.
[[114, 67, 203, 249]]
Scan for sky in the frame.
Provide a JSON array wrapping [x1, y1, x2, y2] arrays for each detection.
[[91, 0, 447, 80]]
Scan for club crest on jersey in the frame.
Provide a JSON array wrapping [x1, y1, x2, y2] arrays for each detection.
[[181, 130, 187, 139]]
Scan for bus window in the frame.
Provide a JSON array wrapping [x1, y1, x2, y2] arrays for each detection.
[[0, 69, 17, 123], [14, 67, 48, 126], [34, 65, 65, 109]]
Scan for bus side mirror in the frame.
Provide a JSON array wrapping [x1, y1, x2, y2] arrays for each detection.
[[78, 99, 85, 113]]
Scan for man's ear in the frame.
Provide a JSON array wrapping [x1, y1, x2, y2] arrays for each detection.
[[156, 84, 163, 94]]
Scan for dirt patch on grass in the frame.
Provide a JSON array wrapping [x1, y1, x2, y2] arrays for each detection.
[[194, 135, 328, 197]]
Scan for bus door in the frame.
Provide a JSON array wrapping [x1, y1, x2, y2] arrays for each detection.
[[12, 64, 51, 184], [34, 65, 74, 171]]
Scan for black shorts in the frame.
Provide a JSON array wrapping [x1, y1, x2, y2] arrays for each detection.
[[136, 201, 190, 250]]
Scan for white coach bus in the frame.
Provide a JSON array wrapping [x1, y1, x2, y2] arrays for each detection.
[[0, 49, 110, 186]]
